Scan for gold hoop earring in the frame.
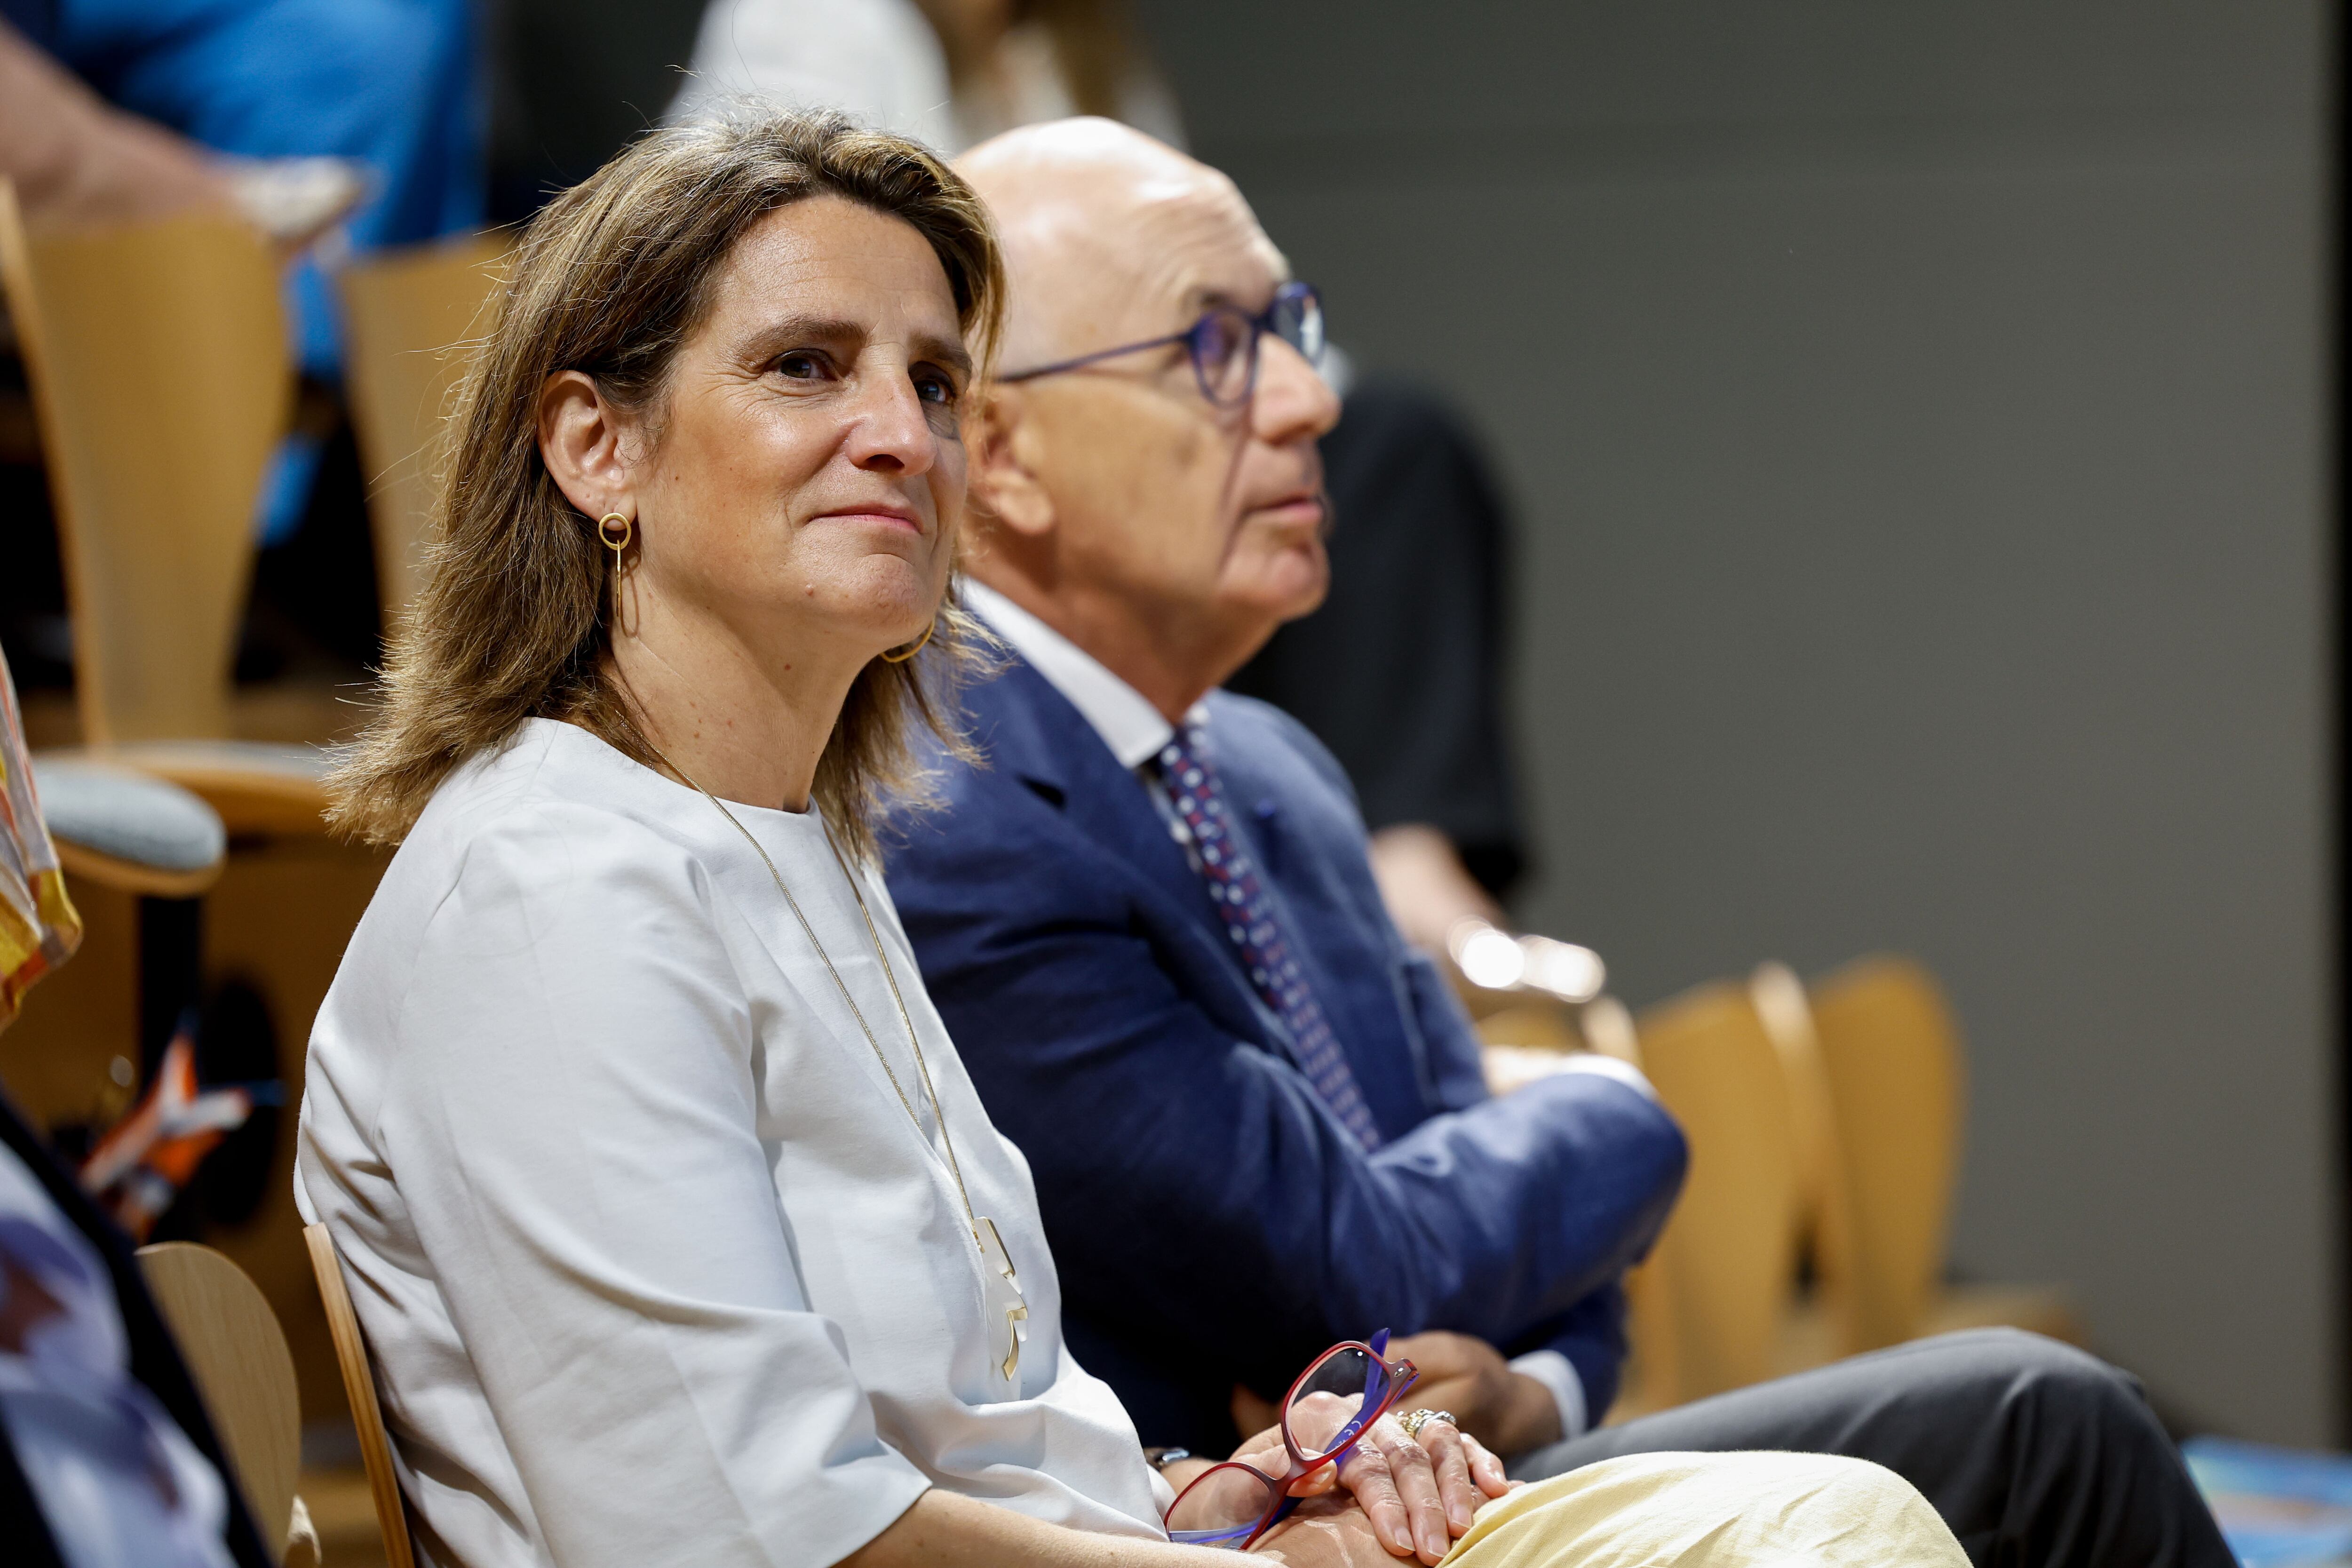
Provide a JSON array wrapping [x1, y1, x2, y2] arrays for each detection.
[[881, 620, 936, 664], [598, 514, 635, 632]]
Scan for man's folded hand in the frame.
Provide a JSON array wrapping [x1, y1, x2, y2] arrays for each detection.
[[1385, 1330, 1564, 1456]]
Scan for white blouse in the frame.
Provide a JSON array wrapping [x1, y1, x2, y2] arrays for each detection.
[[296, 719, 1167, 1568]]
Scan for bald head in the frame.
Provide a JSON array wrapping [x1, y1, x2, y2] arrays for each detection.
[[952, 118, 1338, 724], [958, 118, 1285, 369]]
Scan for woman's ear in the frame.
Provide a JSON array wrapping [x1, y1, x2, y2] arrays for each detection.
[[966, 385, 1056, 539], [537, 370, 636, 521]]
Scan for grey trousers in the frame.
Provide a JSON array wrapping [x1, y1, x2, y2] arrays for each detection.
[[1509, 1330, 2230, 1568]]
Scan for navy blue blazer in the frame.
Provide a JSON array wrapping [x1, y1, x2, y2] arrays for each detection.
[[885, 656, 1686, 1452]]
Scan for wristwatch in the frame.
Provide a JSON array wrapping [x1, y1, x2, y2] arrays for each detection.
[[1143, 1447, 1193, 1472]]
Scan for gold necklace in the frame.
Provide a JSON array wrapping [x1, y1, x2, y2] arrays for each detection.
[[650, 744, 1030, 1380]]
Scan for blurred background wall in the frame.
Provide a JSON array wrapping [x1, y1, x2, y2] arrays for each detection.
[[1129, 0, 2337, 1443]]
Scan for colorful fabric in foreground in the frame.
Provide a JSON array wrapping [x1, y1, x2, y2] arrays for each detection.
[[2185, 1436, 2352, 1568], [0, 644, 81, 1030]]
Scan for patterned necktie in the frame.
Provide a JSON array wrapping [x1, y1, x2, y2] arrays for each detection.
[[1153, 725, 1383, 1150]]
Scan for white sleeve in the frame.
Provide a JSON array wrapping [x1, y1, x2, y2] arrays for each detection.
[[1557, 1053, 1659, 1102], [380, 805, 929, 1568], [1506, 1349, 1589, 1443]]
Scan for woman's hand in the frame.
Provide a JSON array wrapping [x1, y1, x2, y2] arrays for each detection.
[[1227, 1398, 1511, 1566], [1248, 1494, 1416, 1567], [1328, 1411, 1511, 1564]]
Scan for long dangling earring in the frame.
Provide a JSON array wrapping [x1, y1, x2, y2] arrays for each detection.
[[881, 619, 936, 664], [599, 513, 633, 627]]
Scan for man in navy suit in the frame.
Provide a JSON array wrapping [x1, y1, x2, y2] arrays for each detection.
[[890, 116, 1679, 1464], [884, 118, 2228, 1567]]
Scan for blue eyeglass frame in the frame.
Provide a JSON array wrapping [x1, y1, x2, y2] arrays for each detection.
[[999, 281, 1324, 408]]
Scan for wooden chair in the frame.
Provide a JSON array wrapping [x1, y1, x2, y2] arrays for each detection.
[[1622, 980, 1804, 1406], [1747, 960, 1857, 1367], [305, 1221, 417, 1568], [136, 1241, 318, 1566], [0, 182, 328, 836], [1795, 955, 1956, 1352], [1773, 954, 2080, 1354], [340, 236, 508, 625]]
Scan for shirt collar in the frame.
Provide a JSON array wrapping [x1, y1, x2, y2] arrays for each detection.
[[961, 579, 1207, 770]]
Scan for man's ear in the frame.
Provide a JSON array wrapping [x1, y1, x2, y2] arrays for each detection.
[[967, 384, 1057, 538], [537, 370, 638, 522]]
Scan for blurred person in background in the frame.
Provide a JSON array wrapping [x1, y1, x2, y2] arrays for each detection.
[[671, 0, 1181, 153], [13, 0, 482, 380], [915, 0, 1182, 149], [2, 11, 246, 231], [1, 645, 275, 1568], [667, 0, 959, 151], [882, 116, 2232, 1568], [1, 0, 484, 546]]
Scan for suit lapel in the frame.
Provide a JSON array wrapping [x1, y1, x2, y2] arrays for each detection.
[[962, 660, 1300, 1059], [979, 661, 1225, 933]]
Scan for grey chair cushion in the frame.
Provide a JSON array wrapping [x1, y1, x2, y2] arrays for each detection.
[[109, 739, 336, 780], [31, 758, 227, 873]]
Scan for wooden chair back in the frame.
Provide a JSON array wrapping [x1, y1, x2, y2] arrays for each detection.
[[1628, 979, 1803, 1404], [1801, 955, 1966, 1353], [136, 1241, 302, 1561], [0, 183, 291, 746], [304, 1222, 417, 1568], [1748, 961, 1860, 1343], [339, 236, 507, 624]]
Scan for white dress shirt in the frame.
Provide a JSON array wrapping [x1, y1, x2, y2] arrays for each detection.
[[296, 719, 1166, 1568], [960, 580, 1194, 770], [961, 580, 1607, 1441]]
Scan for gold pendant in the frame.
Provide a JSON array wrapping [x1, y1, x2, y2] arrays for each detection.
[[976, 1216, 1029, 1381], [1001, 1303, 1030, 1380]]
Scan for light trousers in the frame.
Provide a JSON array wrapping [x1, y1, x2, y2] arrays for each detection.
[[1442, 1450, 1966, 1567]]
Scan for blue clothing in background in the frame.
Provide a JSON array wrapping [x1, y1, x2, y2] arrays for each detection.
[[1, 0, 60, 48], [53, 0, 484, 382], [885, 656, 1688, 1454]]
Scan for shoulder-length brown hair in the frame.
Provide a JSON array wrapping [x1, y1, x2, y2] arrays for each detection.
[[328, 110, 1003, 855]]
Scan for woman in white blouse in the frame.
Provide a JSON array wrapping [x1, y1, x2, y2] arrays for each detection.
[[295, 110, 1965, 1568]]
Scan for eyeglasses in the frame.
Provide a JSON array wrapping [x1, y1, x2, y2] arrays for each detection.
[[999, 282, 1325, 409], [1162, 1330, 1418, 1550]]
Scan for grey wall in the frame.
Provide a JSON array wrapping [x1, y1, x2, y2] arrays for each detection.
[[1136, 1, 2337, 1442]]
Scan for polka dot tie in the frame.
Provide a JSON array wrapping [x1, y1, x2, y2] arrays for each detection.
[[1154, 725, 1383, 1150]]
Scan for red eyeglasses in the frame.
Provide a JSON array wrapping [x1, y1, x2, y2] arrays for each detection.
[[1163, 1331, 1420, 1550]]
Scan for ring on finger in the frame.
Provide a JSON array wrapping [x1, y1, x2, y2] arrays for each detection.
[[1397, 1408, 1458, 1440]]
